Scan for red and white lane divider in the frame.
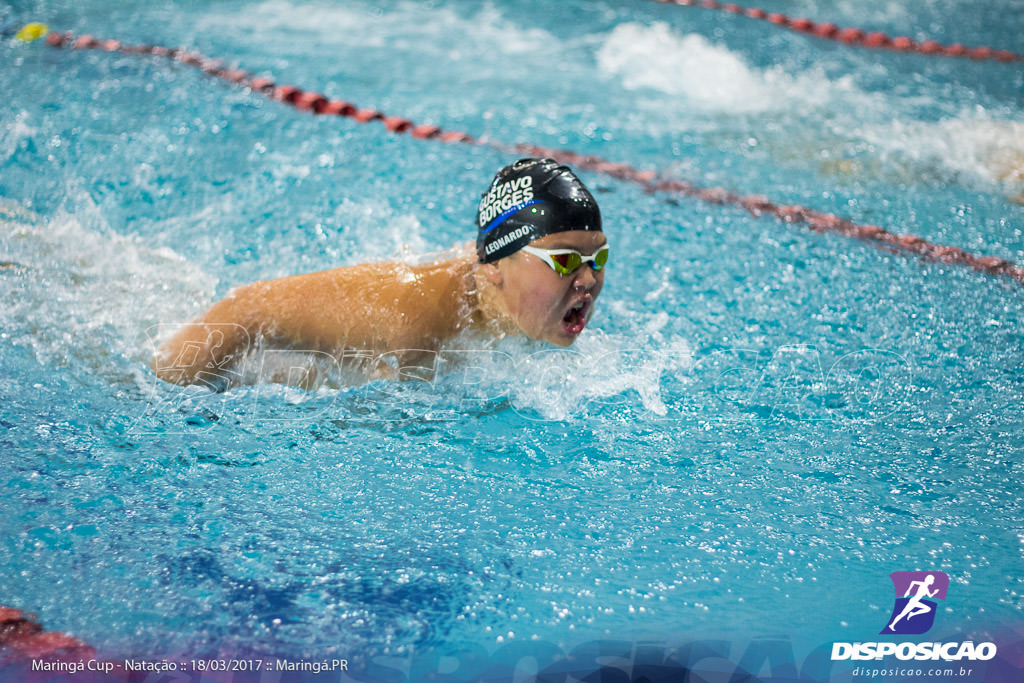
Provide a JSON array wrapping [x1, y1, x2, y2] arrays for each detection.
[[40, 31, 1024, 288], [650, 0, 1023, 62], [0, 605, 95, 662]]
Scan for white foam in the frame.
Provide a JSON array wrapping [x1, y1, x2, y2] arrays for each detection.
[[0, 111, 38, 164], [202, 1, 557, 58], [458, 326, 695, 423], [0, 195, 216, 377], [596, 22, 1024, 195], [596, 22, 846, 113], [202, 0, 368, 39], [861, 115, 1024, 190]]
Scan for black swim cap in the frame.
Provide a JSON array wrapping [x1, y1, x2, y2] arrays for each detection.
[[476, 158, 602, 263]]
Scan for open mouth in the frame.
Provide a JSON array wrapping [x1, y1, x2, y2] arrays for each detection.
[[561, 299, 591, 336]]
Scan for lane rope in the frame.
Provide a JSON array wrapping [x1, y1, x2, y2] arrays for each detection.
[[0, 605, 95, 663], [650, 0, 1024, 62], [41, 30, 1024, 288]]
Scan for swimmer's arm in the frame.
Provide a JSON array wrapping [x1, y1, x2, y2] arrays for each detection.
[[151, 282, 269, 387], [152, 265, 409, 386], [152, 260, 467, 387]]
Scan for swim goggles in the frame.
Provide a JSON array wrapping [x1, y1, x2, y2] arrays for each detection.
[[519, 244, 609, 276]]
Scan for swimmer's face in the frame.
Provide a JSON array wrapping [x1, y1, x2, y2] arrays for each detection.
[[485, 230, 606, 346]]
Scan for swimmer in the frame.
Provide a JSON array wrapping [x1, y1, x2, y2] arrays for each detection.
[[152, 158, 608, 387]]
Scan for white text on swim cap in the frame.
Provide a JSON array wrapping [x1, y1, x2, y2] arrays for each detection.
[[485, 225, 533, 256], [479, 176, 534, 226]]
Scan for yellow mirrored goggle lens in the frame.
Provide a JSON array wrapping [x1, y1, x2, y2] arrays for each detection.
[[550, 253, 578, 273], [549, 246, 608, 275]]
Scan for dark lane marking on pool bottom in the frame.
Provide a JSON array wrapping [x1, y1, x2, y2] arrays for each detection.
[[40, 31, 1024, 289]]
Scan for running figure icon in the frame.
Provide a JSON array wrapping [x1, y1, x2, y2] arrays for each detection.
[[888, 574, 938, 631], [881, 571, 949, 635]]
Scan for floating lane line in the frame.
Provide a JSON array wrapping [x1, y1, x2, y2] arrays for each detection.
[[40, 30, 1024, 288]]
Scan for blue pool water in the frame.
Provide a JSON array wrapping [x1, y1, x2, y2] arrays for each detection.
[[2, 0, 1023, 679]]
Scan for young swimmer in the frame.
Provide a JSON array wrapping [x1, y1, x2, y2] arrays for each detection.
[[152, 158, 608, 387]]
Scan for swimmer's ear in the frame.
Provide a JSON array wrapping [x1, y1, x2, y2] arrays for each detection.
[[481, 261, 503, 286]]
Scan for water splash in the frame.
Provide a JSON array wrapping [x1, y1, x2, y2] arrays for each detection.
[[0, 194, 216, 373], [596, 22, 844, 113]]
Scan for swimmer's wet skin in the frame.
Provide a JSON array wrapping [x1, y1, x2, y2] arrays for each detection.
[[152, 158, 607, 386]]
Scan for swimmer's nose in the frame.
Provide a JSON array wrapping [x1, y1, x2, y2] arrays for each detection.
[[572, 264, 599, 290]]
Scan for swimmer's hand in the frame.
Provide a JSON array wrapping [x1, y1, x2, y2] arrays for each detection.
[[151, 284, 263, 389]]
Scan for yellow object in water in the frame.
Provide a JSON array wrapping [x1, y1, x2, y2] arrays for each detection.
[[15, 22, 50, 42]]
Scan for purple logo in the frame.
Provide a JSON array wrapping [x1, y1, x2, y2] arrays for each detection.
[[880, 571, 949, 635]]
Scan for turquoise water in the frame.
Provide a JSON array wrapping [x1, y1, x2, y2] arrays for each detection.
[[2, 0, 1023, 679]]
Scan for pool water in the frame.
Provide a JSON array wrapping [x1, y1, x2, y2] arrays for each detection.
[[2, 0, 1023, 679]]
